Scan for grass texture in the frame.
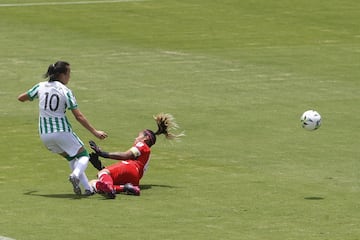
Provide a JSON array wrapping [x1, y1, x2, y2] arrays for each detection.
[[0, 0, 359, 239]]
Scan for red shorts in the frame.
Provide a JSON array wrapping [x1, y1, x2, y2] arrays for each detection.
[[106, 161, 140, 186]]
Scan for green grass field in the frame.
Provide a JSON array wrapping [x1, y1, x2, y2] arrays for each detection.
[[1, 0, 360, 239]]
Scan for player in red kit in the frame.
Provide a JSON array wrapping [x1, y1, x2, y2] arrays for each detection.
[[88, 113, 184, 199]]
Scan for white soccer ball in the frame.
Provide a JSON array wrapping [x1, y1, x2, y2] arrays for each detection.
[[300, 110, 322, 131]]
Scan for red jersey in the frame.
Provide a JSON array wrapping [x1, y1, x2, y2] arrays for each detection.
[[128, 141, 151, 178], [105, 141, 151, 185]]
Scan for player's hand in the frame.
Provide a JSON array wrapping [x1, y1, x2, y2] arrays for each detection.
[[94, 130, 107, 140], [89, 140, 101, 153], [89, 140, 110, 158]]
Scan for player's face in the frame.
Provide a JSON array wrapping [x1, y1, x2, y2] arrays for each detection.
[[134, 132, 146, 144], [62, 66, 71, 85]]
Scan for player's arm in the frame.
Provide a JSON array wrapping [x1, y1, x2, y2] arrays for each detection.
[[105, 150, 135, 160], [17, 92, 31, 102], [71, 108, 107, 139], [18, 83, 40, 102], [89, 140, 136, 160]]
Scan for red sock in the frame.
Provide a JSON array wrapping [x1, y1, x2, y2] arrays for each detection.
[[113, 185, 124, 193], [99, 174, 113, 187]]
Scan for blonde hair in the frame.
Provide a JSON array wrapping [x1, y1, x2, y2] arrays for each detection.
[[144, 113, 184, 146], [153, 113, 185, 140]]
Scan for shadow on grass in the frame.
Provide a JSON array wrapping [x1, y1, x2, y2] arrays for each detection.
[[23, 184, 176, 199], [139, 184, 175, 190], [304, 196, 325, 200], [24, 190, 88, 199]]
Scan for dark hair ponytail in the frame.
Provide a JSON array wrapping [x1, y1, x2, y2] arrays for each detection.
[[144, 113, 185, 147], [43, 61, 70, 81]]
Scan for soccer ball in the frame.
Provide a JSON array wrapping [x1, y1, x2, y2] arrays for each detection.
[[300, 110, 322, 131]]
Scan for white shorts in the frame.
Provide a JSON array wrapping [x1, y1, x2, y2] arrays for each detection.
[[40, 132, 84, 157]]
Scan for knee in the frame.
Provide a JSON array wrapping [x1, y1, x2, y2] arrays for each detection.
[[97, 169, 110, 178]]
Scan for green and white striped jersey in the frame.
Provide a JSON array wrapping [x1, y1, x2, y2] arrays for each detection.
[[27, 81, 78, 134]]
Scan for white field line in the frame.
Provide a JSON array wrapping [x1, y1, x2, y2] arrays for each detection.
[[0, 0, 145, 7]]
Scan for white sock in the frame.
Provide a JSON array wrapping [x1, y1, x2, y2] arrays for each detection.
[[79, 172, 92, 191], [69, 156, 92, 191], [89, 179, 98, 192], [71, 156, 89, 177], [69, 159, 76, 174]]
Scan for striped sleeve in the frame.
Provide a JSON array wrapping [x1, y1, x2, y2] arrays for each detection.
[[27, 83, 40, 101], [65, 89, 78, 110]]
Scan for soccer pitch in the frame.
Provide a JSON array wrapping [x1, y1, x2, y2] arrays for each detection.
[[1, 0, 359, 239]]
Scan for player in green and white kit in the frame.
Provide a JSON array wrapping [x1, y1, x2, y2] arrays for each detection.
[[18, 61, 107, 195]]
